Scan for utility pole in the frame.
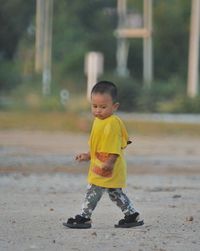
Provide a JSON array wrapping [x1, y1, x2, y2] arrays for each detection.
[[42, 0, 53, 96], [143, 0, 153, 87], [187, 0, 200, 98], [116, 0, 129, 77], [35, 0, 45, 73], [35, 0, 53, 96], [84, 52, 104, 100], [115, 0, 153, 85]]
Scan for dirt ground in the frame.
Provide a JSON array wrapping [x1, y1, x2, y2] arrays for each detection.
[[0, 130, 200, 251]]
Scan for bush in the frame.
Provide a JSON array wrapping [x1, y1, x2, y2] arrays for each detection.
[[168, 96, 200, 113], [137, 78, 186, 113], [116, 79, 140, 111], [137, 87, 158, 112], [0, 60, 21, 91]]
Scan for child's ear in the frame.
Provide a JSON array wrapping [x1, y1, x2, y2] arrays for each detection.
[[113, 102, 120, 111]]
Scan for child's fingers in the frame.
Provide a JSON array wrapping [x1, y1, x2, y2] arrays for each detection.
[[75, 154, 81, 161], [75, 153, 90, 162]]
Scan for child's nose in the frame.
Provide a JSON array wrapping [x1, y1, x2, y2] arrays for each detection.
[[96, 108, 101, 113]]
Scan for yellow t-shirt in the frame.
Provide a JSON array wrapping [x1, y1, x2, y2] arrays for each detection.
[[87, 115, 130, 188]]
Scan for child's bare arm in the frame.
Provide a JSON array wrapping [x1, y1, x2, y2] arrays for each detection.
[[102, 154, 118, 171], [75, 152, 91, 162]]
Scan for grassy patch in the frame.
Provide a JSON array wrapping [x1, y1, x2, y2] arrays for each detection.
[[126, 120, 200, 136], [0, 111, 200, 136], [0, 111, 90, 132]]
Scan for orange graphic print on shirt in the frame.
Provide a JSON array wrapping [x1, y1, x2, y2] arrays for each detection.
[[92, 152, 113, 178]]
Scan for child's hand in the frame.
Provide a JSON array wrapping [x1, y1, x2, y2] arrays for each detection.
[[101, 163, 114, 177], [102, 163, 114, 172], [102, 154, 118, 170], [75, 153, 90, 162], [101, 154, 118, 175]]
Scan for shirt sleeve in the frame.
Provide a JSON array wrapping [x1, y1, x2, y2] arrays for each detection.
[[98, 120, 121, 155]]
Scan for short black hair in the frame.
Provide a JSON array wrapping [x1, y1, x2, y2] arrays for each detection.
[[91, 80, 118, 103]]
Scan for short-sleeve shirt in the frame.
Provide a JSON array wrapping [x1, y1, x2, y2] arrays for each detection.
[[87, 115, 129, 188]]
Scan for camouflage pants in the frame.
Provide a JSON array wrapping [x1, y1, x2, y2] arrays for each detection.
[[80, 184, 136, 219]]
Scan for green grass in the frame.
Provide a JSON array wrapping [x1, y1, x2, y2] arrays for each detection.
[[126, 120, 200, 136], [0, 111, 90, 132], [0, 111, 200, 136]]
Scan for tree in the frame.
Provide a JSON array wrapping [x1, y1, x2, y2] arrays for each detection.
[[52, 0, 116, 85], [0, 0, 35, 59], [0, 0, 35, 91], [153, 0, 190, 80]]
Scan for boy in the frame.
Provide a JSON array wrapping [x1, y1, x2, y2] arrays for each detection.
[[63, 81, 143, 229]]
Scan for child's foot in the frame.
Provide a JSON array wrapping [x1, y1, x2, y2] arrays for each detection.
[[115, 212, 144, 228], [63, 215, 92, 229]]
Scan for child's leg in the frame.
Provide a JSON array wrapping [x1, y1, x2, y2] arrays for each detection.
[[80, 184, 104, 219], [107, 188, 137, 216]]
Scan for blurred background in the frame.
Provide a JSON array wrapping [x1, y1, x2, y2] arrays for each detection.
[[0, 0, 199, 133]]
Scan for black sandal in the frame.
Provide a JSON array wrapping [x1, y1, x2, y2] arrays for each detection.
[[115, 212, 144, 228], [63, 215, 92, 229]]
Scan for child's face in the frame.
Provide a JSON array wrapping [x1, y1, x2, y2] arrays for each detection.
[[91, 93, 119, 120]]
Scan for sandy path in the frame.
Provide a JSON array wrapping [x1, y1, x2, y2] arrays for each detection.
[[0, 174, 200, 251], [0, 130, 200, 174], [0, 130, 200, 251]]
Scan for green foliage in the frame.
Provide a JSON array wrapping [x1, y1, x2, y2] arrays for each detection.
[[0, 0, 35, 59], [1, 78, 61, 112], [154, 0, 190, 80], [0, 0, 35, 91], [0, 0, 199, 114], [0, 60, 21, 91], [53, 0, 116, 83], [166, 96, 200, 114], [115, 78, 140, 112], [137, 77, 185, 112]]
